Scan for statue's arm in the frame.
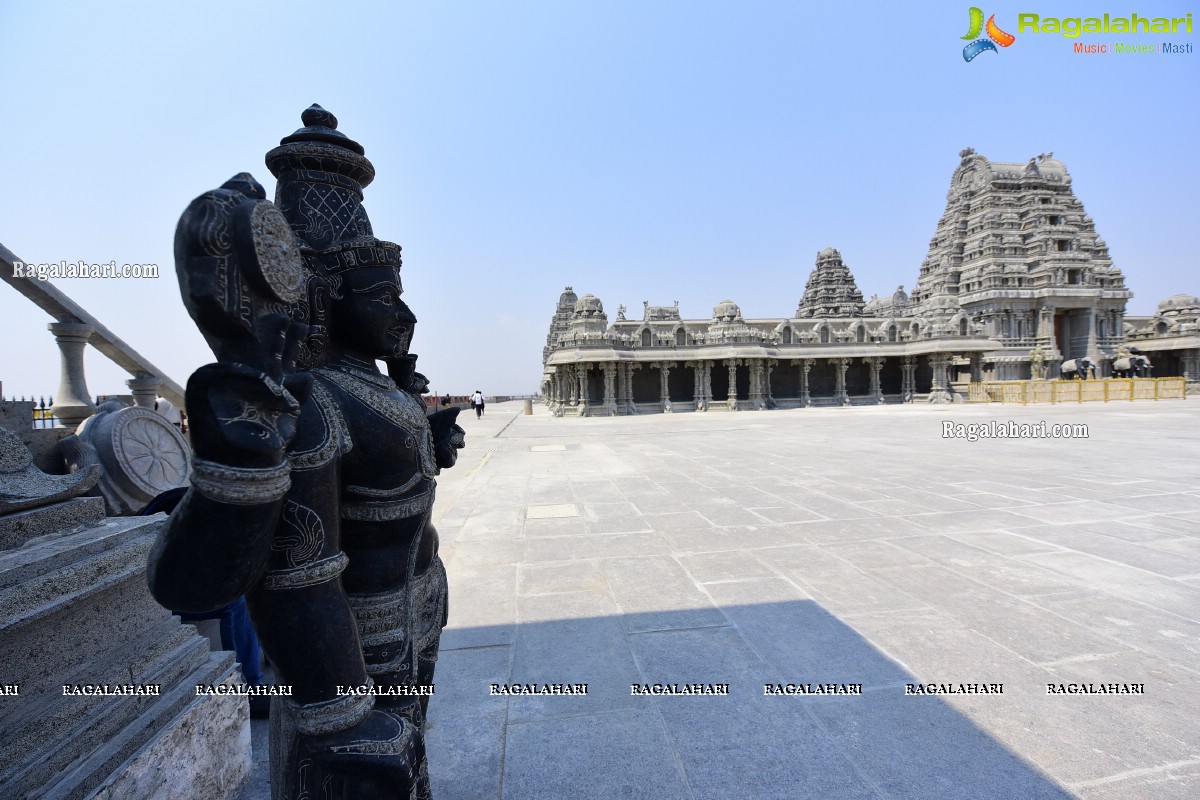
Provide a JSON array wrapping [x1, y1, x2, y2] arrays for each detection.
[[147, 362, 310, 612]]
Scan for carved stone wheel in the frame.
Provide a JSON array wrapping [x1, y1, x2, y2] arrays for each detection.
[[110, 409, 191, 496]]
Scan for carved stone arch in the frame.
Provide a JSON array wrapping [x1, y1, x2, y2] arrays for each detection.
[[816, 322, 831, 344], [675, 325, 687, 347], [851, 321, 867, 343], [947, 312, 969, 336], [639, 326, 652, 347], [884, 319, 899, 342]]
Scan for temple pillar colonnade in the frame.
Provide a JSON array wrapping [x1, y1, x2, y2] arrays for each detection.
[[765, 359, 775, 409]]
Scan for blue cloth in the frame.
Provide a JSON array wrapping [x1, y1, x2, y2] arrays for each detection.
[[176, 598, 264, 686]]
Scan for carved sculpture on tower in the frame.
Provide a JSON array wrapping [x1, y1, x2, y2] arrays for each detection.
[[147, 105, 466, 799]]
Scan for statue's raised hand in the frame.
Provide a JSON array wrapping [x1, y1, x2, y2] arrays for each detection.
[[174, 173, 314, 465]]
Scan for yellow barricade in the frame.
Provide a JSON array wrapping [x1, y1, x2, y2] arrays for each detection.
[[965, 377, 1186, 404]]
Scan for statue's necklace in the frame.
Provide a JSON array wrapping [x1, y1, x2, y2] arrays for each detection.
[[325, 361, 396, 391]]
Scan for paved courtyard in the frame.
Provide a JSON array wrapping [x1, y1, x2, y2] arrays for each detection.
[[246, 397, 1200, 799]]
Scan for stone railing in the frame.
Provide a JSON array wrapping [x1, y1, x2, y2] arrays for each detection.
[[1, 242, 183, 429]]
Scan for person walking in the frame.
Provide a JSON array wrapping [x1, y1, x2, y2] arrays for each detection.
[[471, 390, 484, 418]]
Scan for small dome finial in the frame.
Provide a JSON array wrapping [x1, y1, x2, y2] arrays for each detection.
[[302, 104, 338, 129]]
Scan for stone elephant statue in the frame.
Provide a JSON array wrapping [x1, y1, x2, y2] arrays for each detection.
[[1059, 357, 1097, 380], [1112, 355, 1152, 378]]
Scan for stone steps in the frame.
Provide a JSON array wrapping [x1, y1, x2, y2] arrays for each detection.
[[0, 510, 250, 799]]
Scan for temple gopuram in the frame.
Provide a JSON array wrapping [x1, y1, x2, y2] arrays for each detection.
[[541, 149, 1199, 415]]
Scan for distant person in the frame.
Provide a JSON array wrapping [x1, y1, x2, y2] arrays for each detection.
[[471, 390, 485, 418], [441, 394, 451, 409]]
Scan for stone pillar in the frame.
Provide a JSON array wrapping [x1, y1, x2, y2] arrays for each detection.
[[1085, 305, 1099, 365], [1181, 349, 1200, 390], [127, 374, 161, 409], [929, 354, 954, 403], [1038, 304, 1056, 351], [602, 362, 618, 415], [726, 359, 739, 411], [616, 363, 628, 415], [764, 360, 775, 409], [48, 321, 96, 429], [748, 360, 764, 410], [835, 357, 850, 406], [548, 371, 560, 415], [658, 362, 674, 413], [626, 363, 640, 414], [901, 355, 917, 400], [969, 353, 983, 383], [866, 357, 883, 404], [577, 363, 590, 416], [799, 359, 813, 407]]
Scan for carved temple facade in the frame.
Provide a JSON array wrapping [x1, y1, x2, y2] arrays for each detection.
[[541, 149, 1199, 415]]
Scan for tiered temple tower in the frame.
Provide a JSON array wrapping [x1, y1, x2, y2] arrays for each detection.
[[795, 248, 865, 318], [543, 286, 578, 364], [909, 148, 1130, 375]]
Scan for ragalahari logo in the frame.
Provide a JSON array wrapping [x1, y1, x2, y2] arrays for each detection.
[[962, 7, 1016, 61]]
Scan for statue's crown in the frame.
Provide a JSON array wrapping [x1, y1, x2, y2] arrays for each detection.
[[265, 105, 398, 270]]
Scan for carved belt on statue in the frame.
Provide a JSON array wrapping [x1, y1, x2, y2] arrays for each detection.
[[414, 557, 448, 662], [342, 483, 435, 522], [352, 592, 411, 676]]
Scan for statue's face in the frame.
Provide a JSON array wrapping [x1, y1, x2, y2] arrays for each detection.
[[329, 268, 415, 359]]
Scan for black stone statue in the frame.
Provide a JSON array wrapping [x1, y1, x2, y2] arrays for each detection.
[[148, 105, 465, 799]]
